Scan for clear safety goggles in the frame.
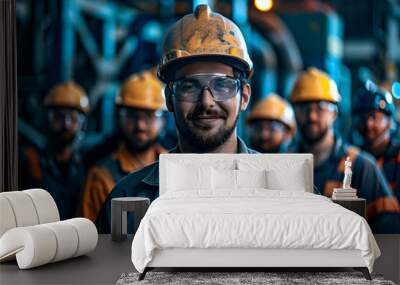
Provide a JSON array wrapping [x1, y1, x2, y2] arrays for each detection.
[[48, 109, 85, 126], [119, 108, 162, 124], [294, 101, 337, 115], [168, 73, 242, 102], [250, 120, 287, 133]]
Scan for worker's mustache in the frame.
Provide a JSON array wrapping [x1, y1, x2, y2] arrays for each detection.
[[304, 120, 320, 126], [188, 108, 227, 120]]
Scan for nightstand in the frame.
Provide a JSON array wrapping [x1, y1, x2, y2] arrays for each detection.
[[331, 198, 366, 218]]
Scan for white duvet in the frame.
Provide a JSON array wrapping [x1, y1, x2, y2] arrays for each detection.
[[131, 190, 380, 273]]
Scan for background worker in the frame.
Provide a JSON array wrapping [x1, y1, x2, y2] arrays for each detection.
[[81, 71, 166, 221], [19, 81, 89, 220], [290, 68, 400, 233], [246, 94, 296, 153], [353, 82, 400, 202]]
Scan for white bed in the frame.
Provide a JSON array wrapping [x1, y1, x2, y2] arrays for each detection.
[[131, 154, 380, 280]]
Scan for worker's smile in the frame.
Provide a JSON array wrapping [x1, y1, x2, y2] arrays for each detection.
[[191, 116, 224, 129]]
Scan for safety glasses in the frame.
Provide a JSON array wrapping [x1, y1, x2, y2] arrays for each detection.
[[119, 108, 162, 125], [294, 101, 337, 115], [357, 111, 389, 127], [168, 73, 241, 102], [48, 109, 85, 126], [250, 120, 287, 133]]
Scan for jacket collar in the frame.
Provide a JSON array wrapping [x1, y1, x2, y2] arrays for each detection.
[[382, 139, 400, 158], [114, 143, 166, 173], [295, 133, 346, 160]]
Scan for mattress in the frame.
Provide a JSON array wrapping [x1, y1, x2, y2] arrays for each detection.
[[131, 190, 380, 273]]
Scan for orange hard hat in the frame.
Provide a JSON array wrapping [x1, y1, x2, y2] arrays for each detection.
[[246, 94, 296, 130], [44, 81, 89, 113], [116, 70, 164, 110], [289, 68, 341, 104], [157, 4, 253, 82]]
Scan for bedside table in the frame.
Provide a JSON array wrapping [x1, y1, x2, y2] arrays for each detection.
[[331, 198, 366, 218]]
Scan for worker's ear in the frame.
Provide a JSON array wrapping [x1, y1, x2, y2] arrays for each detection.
[[165, 87, 174, 112], [239, 83, 251, 112], [284, 128, 294, 142], [155, 112, 165, 131], [331, 108, 337, 123], [386, 116, 392, 131], [116, 107, 124, 129]]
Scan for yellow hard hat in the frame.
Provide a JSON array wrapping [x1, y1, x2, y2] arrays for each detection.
[[246, 94, 296, 131], [44, 81, 89, 113], [289, 68, 341, 104], [116, 70, 164, 110], [157, 4, 253, 82]]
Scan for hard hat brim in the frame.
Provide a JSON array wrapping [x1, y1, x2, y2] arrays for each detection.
[[116, 101, 163, 111], [246, 116, 295, 131], [291, 98, 339, 104], [157, 54, 253, 82], [45, 104, 89, 114]]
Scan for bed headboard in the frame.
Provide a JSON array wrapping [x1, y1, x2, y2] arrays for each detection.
[[159, 153, 314, 195]]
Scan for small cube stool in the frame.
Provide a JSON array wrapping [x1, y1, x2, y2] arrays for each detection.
[[111, 197, 150, 242]]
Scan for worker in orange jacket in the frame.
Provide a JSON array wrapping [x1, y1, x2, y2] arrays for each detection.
[[19, 81, 89, 220], [81, 70, 167, 221]]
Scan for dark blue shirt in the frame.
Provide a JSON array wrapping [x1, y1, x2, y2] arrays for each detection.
[[375, 140, 400, 202], [19, 145, 86, 220]]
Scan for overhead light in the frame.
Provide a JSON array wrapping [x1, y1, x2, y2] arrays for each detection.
[[254, 0, 273, 12]]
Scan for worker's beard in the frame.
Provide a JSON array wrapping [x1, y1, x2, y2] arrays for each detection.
[[47, 130, 78, 152], [174, 112, 239, 152], [250, 141, 282, 153], [300, 124, 329, 145], [123, 134, 158, 153]]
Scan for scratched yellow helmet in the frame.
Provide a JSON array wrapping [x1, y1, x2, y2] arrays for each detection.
[[157, 4, 253, 82]]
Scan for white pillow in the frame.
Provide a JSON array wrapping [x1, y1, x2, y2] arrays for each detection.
[[266, 164, 307, 191], [211, 169, 268, 190], [212, 168, 237, 190], [236, 169, 267, 189], [167, 162, 212, 191]]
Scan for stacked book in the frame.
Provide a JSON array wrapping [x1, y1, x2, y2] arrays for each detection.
[[332, 188, 358, 200]]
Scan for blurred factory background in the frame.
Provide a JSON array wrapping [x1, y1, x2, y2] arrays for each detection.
[[16, 0, 400, 160]]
